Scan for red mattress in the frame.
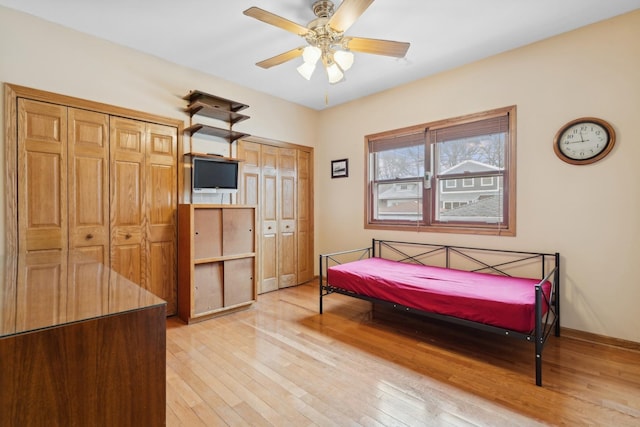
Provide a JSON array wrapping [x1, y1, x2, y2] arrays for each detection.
[[327, 257, 551, 333]]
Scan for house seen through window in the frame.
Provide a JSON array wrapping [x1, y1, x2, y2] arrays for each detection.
[[366, 106, 516, 235]]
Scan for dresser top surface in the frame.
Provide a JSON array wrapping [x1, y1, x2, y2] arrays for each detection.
[[0, 251, 166, 338]]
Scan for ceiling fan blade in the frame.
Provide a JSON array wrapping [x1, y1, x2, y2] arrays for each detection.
[[256, 47, 305, 69], [243, 7, 309, 36], [345, 37, 410, 58], [328, 0, 374, 32]]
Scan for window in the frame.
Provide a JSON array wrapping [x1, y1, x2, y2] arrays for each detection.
[[481, 177, 494, 186], [366, 106, 516, 235], [368, 131, 425, 222]]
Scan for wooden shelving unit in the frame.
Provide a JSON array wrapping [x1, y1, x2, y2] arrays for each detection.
[[183, 90, 249, 112], [185, 100, 249, 124], [183, 123, 250, 142], [177, 204, 257, 324], [184, 152, 241, 162], [183, 90, 250, 143]]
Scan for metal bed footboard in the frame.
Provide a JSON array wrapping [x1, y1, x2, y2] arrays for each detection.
[[319, 246, 372, 315], [319, 239, 560, 386]]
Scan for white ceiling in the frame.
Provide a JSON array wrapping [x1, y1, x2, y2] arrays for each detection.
[[1, 0, 639, 110]]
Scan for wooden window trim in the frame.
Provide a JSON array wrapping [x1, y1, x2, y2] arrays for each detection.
[[364, 105, 516, 236]]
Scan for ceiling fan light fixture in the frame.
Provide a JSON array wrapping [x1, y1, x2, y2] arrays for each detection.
[[326, 62, 344, 84], [297, 61, 316, 80], [302, 46, 322, 64], [245, 0, 409, 86], [333, 50, 354, 71]]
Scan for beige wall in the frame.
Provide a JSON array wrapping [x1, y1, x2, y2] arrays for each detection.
[[316, 10, 640, 343], [0, 5, 318, 251], [2, 5, 639, 342]]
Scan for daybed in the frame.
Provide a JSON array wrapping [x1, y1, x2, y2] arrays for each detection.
[[319, 239, 560, 386]]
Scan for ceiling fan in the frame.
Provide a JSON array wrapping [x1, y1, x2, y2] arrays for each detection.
[[243, 0, 410, 84]]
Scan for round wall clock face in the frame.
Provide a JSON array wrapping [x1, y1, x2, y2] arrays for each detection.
[[553, 117, 615, 165]]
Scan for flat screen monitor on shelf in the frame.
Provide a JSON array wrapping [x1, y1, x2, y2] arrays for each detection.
[[192, 156, 238, 194]]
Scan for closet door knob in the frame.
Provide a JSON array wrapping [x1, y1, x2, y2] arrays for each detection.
[[86, 233, 94, 240], [125, 233, 132, 239]]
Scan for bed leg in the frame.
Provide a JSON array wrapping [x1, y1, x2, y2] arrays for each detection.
[[554, 252, 561, 337], [535, 344, 542, 386], [535, 284, 543, 386], [319, 255, 324, 314]]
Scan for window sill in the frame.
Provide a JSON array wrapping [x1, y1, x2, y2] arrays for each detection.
[[364, 222, 515, 237]]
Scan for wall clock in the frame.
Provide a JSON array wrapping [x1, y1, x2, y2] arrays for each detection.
[[553, 117, 615, 165]]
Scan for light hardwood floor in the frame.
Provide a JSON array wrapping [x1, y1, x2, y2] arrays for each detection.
[[166, 282, 640, 426]]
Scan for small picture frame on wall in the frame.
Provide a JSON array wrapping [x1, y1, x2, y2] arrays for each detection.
[[331, 159, 349, 178]]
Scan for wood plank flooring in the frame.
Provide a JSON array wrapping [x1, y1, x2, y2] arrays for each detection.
[[166, 282, 640, 426]]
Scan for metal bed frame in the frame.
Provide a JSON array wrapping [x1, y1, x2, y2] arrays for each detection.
[[319, 239, 560, 386]]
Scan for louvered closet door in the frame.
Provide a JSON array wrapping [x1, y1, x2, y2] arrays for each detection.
[[146, 123, 178, 315], [110, 117, 147, 288], [278, 147, 297, 288]]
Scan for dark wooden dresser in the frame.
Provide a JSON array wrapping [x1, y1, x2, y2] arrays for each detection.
[[0, 251, 166, 426]]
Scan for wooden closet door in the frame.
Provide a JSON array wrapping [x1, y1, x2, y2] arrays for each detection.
[[261, 145, 279, 293], [17, 99, 68, 253], [67, 109, 110, 318], [110, 117, 146, 288], [16, 251, 67, 332], [15, 99, 68, 330], [17, 102, 108, 323], [68, 108, 110, 264], [146, 123, 177, 315], [67, 251, 109, 319], [296, 149, 313, 283], [239, 139, 314, 293], [278, 147, 297, 288], [238, 140, 261, 206], [238, 140, 262, 289]]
